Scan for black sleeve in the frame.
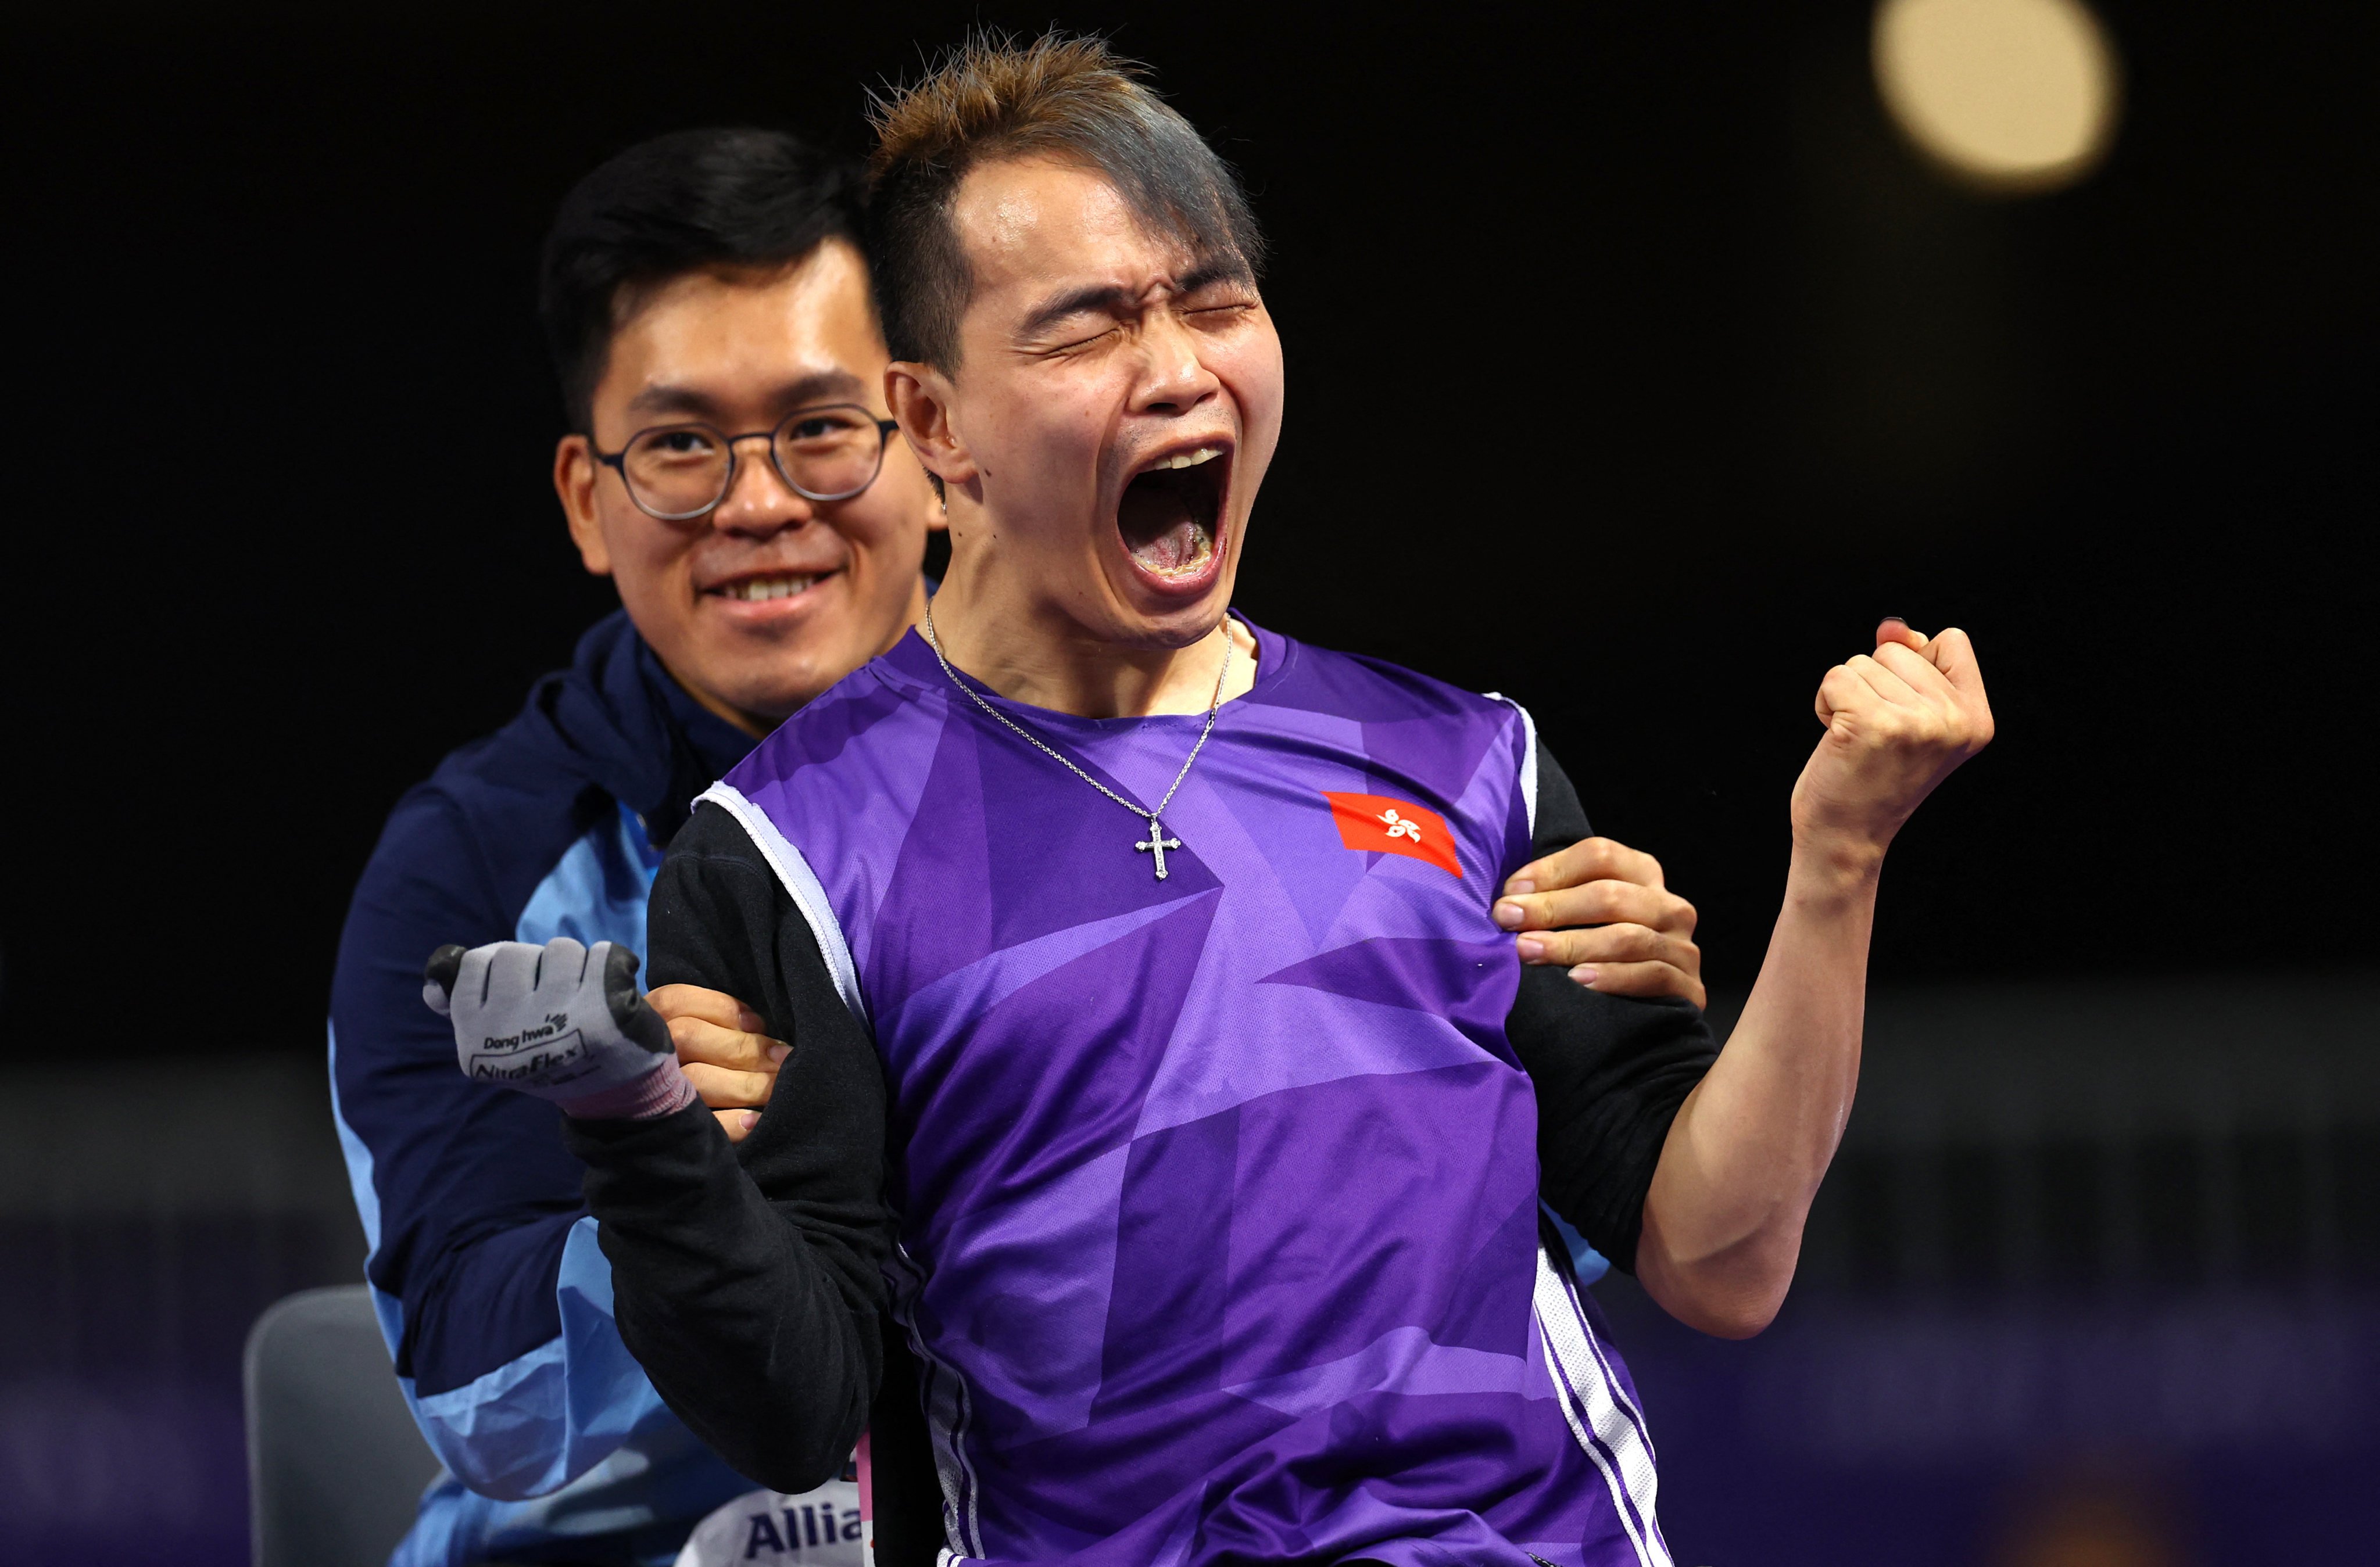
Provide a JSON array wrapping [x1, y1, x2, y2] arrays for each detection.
[[1506, 740, 1720, 1276], [560, 800, 892, 1494]]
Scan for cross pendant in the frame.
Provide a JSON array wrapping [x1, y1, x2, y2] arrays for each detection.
[[1134, 818, 1183, 880]]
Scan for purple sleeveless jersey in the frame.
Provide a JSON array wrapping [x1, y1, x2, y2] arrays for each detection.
[[699, 621, 1670, 1567]]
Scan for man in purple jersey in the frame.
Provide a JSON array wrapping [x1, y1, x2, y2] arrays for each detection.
[[388, 120, 1709, 1567], [441, 33, 1994, 1566]]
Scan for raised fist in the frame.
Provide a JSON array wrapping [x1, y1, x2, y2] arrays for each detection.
[[423, 937, 692, 1119], [1791, 619, 1994, 858]]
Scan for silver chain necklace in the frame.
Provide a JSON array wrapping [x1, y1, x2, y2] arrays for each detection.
[[919, 599, 1232, 880]]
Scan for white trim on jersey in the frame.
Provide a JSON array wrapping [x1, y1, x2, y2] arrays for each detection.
[[693, 782, 869, 1028], [1483, 694, 1541, 838], [889, 1242, 985, 1561], [1533, 1246, 1671, 1567]]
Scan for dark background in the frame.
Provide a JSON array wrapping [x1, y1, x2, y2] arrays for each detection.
[[2, 5, 2375, 1564], [7, 0, 2370, 1059]]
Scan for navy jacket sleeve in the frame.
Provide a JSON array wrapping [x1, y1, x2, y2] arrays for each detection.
[[1506, 742, 1720, 1275], [565, 800, 894, 1494], [328, 784, 640, 1499]]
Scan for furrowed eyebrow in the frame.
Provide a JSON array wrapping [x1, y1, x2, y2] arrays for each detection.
[[1016, 284, 1140, 342], [1175, 257, 1254, 297], [1016, 257, 1255, 342]]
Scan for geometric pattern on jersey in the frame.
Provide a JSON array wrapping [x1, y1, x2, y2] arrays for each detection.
[[704, 619, 1668, 1566]]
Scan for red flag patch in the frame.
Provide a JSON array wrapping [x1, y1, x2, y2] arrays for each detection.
[[1322, 791, 1463, 878]]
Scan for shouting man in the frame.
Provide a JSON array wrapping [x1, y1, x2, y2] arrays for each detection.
[[343, 120, 1710, 1567], [429, 35, 1994, 1565]]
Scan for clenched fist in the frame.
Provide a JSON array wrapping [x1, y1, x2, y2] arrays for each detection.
[[1791, 619, 1994, 859], [424, 937, 697, 1121]]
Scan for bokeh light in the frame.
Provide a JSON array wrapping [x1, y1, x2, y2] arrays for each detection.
[[1874, 0, 2121, 192]]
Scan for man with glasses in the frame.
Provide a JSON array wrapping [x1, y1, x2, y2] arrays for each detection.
[[333, 125, 1709, 1567], [330, 129, 939, 1567]]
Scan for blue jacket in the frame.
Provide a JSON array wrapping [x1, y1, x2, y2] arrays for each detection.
[[329, 610, 757, 1566]]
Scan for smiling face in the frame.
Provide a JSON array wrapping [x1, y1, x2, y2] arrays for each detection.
[[555, 238, 940, 732], [896, 157, 1284, 654]]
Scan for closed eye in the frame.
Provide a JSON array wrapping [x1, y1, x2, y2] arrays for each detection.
[[1047, 325, 1121, 355], [1183, 297, 1258, 329]]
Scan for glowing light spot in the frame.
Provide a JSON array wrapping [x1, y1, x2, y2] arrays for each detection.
[[1874, 0, 2121, 193]]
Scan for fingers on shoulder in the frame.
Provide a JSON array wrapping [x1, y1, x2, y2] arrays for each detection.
[[1517, 878, 1697, 935], [1524, 921, 1699, 974], [1579, 959, 1708, 1011], [1512, 835, 1663, 894]]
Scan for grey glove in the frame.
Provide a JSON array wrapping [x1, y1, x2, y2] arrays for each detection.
[[423, 938, 693, 1120]]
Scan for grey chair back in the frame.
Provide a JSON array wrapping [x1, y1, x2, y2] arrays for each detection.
[[244, 1284, 444, 1567]]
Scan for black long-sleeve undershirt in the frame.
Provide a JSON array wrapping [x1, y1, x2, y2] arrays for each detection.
[[562, 838, 891, 1496], [567, 740, 1716, 1559], [1512, 744, 1722, 1264]]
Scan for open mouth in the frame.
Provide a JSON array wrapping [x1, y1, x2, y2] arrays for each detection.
[[1117, 444, 1228, 580], [707, 569, 837, 604]]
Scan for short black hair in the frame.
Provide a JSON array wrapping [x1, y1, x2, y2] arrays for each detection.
[[865, 33, 1265, 371], [539, 127, 865, 431]]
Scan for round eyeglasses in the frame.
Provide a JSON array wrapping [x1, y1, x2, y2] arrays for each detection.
[[591, 403, 903, 521]]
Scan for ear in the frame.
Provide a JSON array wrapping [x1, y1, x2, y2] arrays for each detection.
[[553, 434, 613, 576], [886, 362, 979, 494]]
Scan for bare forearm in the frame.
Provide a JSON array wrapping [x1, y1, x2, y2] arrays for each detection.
[[1634, 620, 1992, 1336], [1636, 838, 1878, 1336]]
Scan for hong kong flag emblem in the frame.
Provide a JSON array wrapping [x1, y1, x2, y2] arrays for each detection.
[[1321, 791, 1463, 878]]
